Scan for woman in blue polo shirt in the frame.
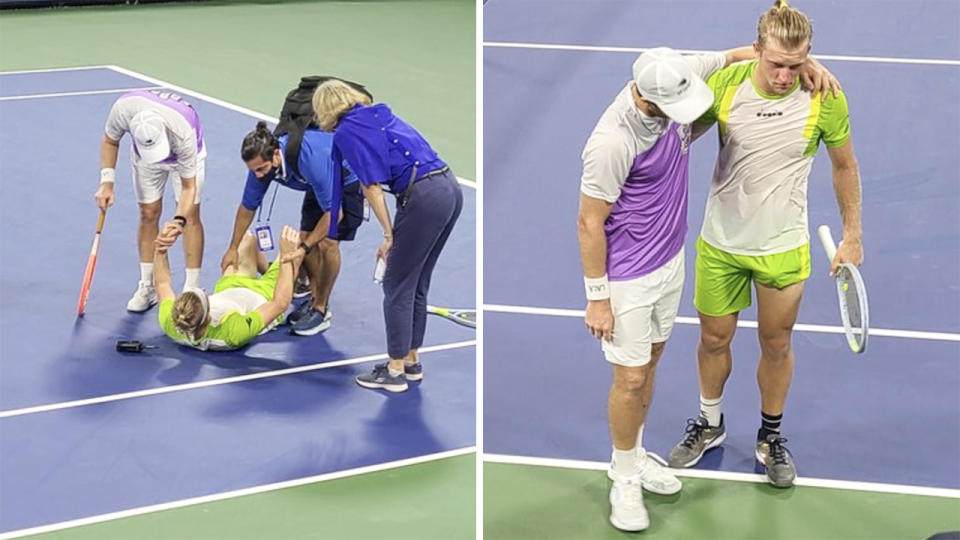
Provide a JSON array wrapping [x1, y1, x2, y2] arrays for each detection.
[[311, 80, 463, 393]]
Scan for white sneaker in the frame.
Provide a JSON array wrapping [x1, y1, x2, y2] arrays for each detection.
[[609, 475, 649, 532], [126, 280, 158, 312], [608, 452, 682, 495]]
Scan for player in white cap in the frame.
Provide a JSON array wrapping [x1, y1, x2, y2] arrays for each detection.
[[579, 44, 839, 531], [96, 89, 207, 312]]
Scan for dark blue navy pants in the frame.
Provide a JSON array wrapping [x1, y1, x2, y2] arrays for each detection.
[[382, 169, 463, 359]]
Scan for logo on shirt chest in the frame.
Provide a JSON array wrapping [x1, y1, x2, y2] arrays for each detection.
[[755, 107, 784, 118]]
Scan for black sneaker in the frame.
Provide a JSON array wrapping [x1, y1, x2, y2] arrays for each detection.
[[356, 363, 408, 393], [755, 433, 796, 488], [404, 362, 423, 381], [293, 272, 311, 299], [287, 297, 314, 325], [668, 416, 727, 468], [291, 308, 332, 336]]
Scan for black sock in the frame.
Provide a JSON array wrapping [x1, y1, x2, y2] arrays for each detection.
[[759, 412, 782, 440]]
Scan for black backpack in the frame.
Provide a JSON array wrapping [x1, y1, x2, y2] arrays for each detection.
[[274, 75, 373, 178]]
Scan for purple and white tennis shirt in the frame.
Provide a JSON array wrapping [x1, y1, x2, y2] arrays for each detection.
[[580, 52, 724, 281], [104, 90, 204, 178]]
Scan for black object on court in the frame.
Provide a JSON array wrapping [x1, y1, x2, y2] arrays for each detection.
[[115, 340, 157, 353]]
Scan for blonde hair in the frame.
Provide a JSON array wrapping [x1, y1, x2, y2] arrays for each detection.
[[312, 80, 373, 131], [757, 0, 813, 50], [172, 290, 207, 339]]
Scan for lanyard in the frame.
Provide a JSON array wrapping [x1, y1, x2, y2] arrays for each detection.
[[257, 182, 279, 223]]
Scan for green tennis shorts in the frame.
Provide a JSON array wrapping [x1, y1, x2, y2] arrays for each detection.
[[694, 236, 811, 317], [214, 259, 281, 300]]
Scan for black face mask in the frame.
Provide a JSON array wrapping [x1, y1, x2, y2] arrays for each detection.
[[261, 165, 280, 183]]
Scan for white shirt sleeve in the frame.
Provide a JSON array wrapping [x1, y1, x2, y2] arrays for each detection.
[[684, 52, 727, 81], [103, 98, 132, 141], [580, 132, 632, 203], [172, 129, 199, 179]]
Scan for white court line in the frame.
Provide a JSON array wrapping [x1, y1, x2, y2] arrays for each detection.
[[0, 446, 476, 540], [104, 65, 478, 189], [0, 65, 112, 76], [484, 453, 960, 499], [0, 340, 475, 419], [483, 41, 960, 66], [0, 87, 163, 102], [483, 303, 960, 343]]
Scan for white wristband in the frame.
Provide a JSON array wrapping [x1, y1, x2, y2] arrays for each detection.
[[584, 274, 610, 301], [100, 168, 116, 184]]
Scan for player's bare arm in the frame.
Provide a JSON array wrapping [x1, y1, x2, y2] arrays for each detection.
[[826, 139, 863, 272], [577, 193, 615, 341], [155, 175, 198, 248], [95, 135, 120, 211], [256, 225, 302, 324], [152, 240, 176, 302], [222, 205, 256, 271]]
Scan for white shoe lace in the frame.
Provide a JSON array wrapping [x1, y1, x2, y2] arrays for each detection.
[[613, 476, 644, 509], [637, 454, 678, 489], [132, 282, 155, 300]]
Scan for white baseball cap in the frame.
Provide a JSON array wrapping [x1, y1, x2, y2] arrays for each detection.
[[130, 110, 171, 164], [632, 47, 713, 124]]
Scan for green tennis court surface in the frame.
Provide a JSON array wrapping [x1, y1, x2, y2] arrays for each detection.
[[484, 462, 960, 540], [27, 454, 474, 540], [0, 0, 476, 179]]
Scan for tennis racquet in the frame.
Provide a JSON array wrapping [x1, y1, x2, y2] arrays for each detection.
[[427, 305, 476, 329], [817, 225, 869, 353], [77, 210, 107, 317]]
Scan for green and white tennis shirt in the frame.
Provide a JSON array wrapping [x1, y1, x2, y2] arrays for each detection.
[[696, 60, 851, 256], [159, 289, 270, 351], [159, 262, 281, 351]]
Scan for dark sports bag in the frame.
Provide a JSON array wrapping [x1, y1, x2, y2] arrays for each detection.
[[275, 76, 373, 178]]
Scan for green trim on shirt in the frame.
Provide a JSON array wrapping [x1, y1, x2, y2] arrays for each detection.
[[697, 60, 754, 134], [804, 89, 851, 155], [158, 298, 266, 350]]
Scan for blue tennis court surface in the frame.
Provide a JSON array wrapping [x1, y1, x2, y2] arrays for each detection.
[[0, 66, 475, 533], [483, 0, 959, 496]]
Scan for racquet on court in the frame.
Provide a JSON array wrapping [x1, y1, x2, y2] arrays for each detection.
[[427, 305, 476, 329], [77, 210, 107, 317], [817, 225, 869, 353]]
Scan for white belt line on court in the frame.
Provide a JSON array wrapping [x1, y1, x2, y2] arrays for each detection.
[[483, 453, 960, 499], [482, 41, 960, 66], [0, 65, 114, 76], [0, 447, 476, 539], [483, 303, 960, 342], [104, 65, 478, 189], [0, 86, 164, 102], [0, 340, 476, 420]]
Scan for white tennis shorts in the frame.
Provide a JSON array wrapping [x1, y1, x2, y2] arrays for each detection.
[[131, 143, 207, 205], [602, 249, 685, 367]]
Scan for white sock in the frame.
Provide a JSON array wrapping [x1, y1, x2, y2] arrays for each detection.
[[700, 394, 723, 427], [387, 366, 404, 378], [184, 268, 201, 289], [613, 447, 638, 476], [635, 424, 647, 460], [140, 263, 154, 284]]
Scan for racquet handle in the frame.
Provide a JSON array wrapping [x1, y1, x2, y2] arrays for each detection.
[[96, 210, 106, 233], [817, 225, 838, 260]]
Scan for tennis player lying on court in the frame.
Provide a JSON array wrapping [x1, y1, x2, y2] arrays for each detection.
[[154, 224, 304, 351]]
